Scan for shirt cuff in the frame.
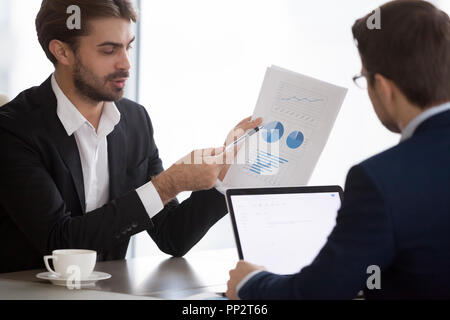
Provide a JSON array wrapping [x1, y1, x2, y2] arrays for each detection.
[[136, 181, 164, 219], [236, 270, 265, 300], [214, 179, 227, 195]]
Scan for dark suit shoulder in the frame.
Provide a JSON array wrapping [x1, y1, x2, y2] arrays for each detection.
[[359, 127, 447, 176], [352, 143, 402, 193], [115, 98, 148, 117], [355, 122, 450, 217], [0, 86, 45, 126], [115, 98, 155, 136], [0, 77, 56, 135], [359, 112, 450, 175]]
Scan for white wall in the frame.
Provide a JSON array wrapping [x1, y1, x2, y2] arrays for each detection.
[[3, 1, 54, 97], [0, 0, 140, 100]]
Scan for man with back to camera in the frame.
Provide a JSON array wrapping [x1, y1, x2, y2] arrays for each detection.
[[226, 0, 450, 299], [0, 0, 262, 273]]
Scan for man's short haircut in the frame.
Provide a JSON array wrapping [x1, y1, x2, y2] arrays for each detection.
[[36, 0, 138, 65], [353, 0, 450, 109]]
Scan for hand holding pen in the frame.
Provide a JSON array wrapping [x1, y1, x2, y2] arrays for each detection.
[[217, 117, 263, 181]]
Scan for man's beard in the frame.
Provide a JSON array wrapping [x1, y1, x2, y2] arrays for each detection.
[[73, 56, 129, 103]]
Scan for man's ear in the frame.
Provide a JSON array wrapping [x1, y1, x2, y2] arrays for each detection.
[[48, 40, 74, 67], [373, 73, 395, 111]]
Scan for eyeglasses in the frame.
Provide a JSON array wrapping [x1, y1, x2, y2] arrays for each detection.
[[352, 72, 369, 89]]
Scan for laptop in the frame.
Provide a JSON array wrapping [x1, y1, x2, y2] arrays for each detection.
[[226, 186, 343, 275]]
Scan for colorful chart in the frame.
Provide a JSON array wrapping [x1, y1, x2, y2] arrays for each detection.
[[286, 131, 304, 149], [261, 121, 284, 143], [247, 150, 289, 175]]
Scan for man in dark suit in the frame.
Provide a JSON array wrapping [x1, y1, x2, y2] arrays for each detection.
[[0, 0, 261, 273], [227, 0, 450, 299]]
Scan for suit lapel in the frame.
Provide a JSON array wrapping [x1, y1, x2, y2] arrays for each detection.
[[54, 130, 86, 213], [36, 76, 86, 213], [107, 109, 128, 200]]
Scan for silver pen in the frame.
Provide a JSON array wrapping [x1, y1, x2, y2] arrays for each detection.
[[225, 125, 264, 152]]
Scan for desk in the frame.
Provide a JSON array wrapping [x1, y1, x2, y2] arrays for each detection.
[[0, 248, 239, 300]]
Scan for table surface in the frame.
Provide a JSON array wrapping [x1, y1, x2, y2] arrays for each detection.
[[0, 248, 240, 300]]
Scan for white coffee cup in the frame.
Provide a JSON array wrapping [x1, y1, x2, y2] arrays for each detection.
[[44, 249, 97, 279]]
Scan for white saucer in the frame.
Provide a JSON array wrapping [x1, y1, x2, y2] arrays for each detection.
[[36, 271, 111, 287]]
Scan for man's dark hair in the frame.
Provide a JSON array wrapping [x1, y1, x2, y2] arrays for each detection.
[[36, 0, 138, 65], [352, 0, 450, 109]]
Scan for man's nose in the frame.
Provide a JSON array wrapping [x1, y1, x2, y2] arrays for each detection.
[[116, 48, 131, 71]]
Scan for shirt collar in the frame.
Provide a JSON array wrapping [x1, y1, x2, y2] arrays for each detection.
[[97, 100, 121, 138], [51, 74, 85, 136], [401, 101, 450, 142], [51, 74, 121, 137]]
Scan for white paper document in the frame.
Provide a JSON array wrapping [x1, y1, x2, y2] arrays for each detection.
[[222, 66, 347, 188]]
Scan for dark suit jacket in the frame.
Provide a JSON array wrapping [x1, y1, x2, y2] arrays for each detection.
[[0, 76, 228, 274], [239, 109, 450, 300]]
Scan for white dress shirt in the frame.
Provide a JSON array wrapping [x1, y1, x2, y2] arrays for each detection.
[[235, 101, 450, 299], [51, 74, 164, 217]]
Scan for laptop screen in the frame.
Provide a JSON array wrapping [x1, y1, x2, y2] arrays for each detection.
[[228, 189, 342, 275]]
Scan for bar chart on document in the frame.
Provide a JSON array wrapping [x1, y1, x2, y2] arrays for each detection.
[[223, 66, 348, 189]]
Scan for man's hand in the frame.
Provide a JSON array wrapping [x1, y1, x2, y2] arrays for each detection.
[[152, 147, 225, 204], [226, 260, 266, 300], [152, 116, 262, 204], [218, 116, 263, 181]]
